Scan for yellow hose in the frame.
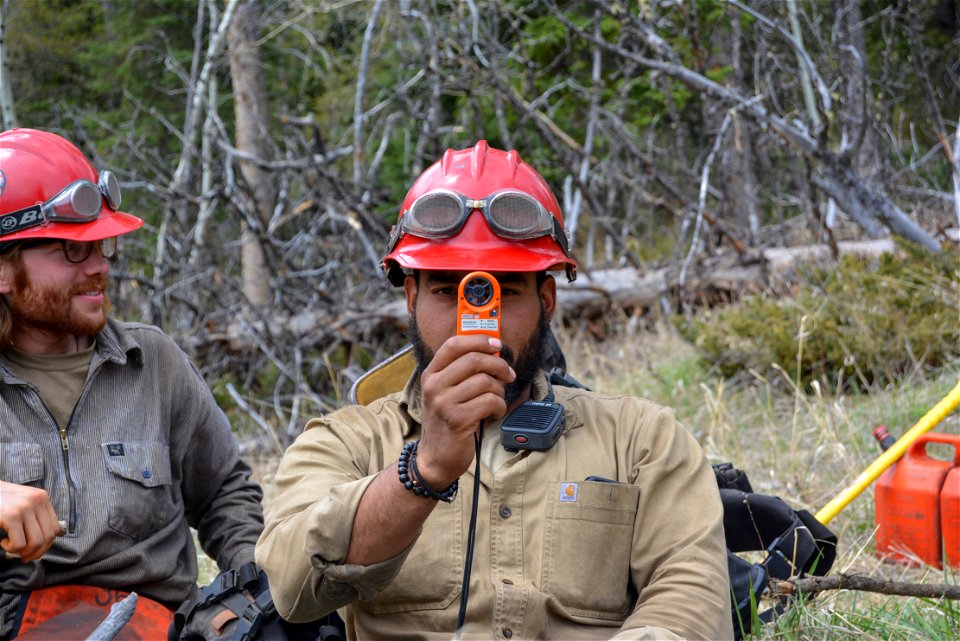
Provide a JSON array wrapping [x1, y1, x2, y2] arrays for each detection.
[[815, 378, 960, 525]]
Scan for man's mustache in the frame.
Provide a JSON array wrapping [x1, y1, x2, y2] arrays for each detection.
[[69, 275, 109, 296]]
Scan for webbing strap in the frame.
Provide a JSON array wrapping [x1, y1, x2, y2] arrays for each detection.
[[720, 490, 837, 578]]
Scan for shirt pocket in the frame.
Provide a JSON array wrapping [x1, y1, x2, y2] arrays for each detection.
[[541, 479, 640, 620], [362, 497, 462, 614], [101, 441, 177, 539], [0, 442, 44, 486]]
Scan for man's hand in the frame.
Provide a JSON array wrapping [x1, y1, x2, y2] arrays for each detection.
[[0, 480, 63, 562], [416, 334, 515, 487], [345, 334, 516, 566]]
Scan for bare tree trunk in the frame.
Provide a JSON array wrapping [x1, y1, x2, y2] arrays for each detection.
[[0, 1, 17, 129], [724, 10, 760, 244], [907, 1, 955, 168], [835, 0, 882, 180], [353, 0, 384, 193], [228, 0, 275, 308]]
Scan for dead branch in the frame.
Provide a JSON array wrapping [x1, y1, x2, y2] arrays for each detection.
[[771, 573, 960, 600], [679, 111, 734, 311]]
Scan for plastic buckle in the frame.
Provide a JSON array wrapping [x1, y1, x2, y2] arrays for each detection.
[[234, 601, 264, 641], [237, 561, 261, 592], [200, 568, 240, 607]]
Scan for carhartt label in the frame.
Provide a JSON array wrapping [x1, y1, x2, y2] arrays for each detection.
[[107, 443, 125, 457], [560, 482, 578, 502]]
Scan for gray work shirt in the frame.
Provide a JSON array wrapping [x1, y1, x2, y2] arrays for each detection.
[[0, 319, 263, 632]]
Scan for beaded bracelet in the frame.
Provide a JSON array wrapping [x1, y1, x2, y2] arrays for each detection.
[[397, 440, 458, 502]]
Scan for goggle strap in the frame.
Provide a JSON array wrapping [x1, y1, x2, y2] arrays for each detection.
[[551, 216, 571, 257], [0, 205, 47, 237]]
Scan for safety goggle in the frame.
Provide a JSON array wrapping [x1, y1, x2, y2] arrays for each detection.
[[386, 189, 570, 256], [0, 171, 121, 238]]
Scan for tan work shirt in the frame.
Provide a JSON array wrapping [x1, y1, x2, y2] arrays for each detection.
[[257, 374, 732, 640]]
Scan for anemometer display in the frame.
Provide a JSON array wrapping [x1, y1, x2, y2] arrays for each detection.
[[457, 272, 501, 343]]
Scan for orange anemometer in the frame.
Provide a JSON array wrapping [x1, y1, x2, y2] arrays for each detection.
[[457, 272, 501, 354]]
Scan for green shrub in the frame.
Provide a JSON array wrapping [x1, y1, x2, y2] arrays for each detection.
[[674, 245, 960, 391]]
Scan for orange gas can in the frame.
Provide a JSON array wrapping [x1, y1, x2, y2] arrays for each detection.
[[875, 432, 960, 568], [941, 465, 960, 568]]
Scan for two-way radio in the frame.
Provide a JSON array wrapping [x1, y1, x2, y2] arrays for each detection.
[[500, 384, 565, 452]]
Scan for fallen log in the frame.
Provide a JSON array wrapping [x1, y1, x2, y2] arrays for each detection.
[[556, 238, 898, 319]]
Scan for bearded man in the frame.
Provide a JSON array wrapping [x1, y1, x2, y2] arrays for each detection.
[[0, 128, 264, 640], [256, 141, 732, 640]]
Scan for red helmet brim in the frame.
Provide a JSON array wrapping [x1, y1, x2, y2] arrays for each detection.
[[0, 209, 143, 244]]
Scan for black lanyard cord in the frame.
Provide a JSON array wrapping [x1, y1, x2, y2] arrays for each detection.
[[455, 425, 484, 638]]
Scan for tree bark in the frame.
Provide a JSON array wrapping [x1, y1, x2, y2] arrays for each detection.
[[834, 0, 883, 179], [724, 11, 760, 244], [562, 5, 942, 252], [812, 152, 939, 250], [228, 0, 275, 308], [0, 2, 18, 129]]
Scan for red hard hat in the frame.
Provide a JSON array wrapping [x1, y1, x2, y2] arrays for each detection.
[[0, 128, 143, 246], [382, 140, 576, 286]]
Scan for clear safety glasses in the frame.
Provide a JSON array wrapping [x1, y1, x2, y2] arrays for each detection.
[[386, 189, 570, 256], [0, 171, 121, 238]]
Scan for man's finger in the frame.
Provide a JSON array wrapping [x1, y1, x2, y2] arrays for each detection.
[[0, 522, 27, 554], [427, 335, 502, 374]]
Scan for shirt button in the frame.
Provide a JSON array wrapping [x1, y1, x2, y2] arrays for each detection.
[[142, 470, 152, 479], [502, 629, 513, 639], [499, 505, 512, 519], [502, 578, 513, 585]]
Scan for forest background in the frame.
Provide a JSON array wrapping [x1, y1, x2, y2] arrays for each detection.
[[2, 1, 959, 639]]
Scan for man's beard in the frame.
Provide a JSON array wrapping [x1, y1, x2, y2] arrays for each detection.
[[409, 303, 550, 407], [10, 266, 111, 339]]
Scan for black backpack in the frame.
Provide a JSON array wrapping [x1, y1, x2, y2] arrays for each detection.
[[713, 462, 837, 638]]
